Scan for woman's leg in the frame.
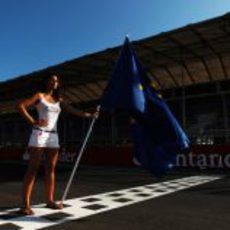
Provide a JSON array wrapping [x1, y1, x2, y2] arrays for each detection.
[[21, 147, 44, 213], [44, 148, 62, 208]]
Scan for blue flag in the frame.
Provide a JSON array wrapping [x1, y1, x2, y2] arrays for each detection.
[[101, 37, 190, 177], [101, 37, 146, 113]]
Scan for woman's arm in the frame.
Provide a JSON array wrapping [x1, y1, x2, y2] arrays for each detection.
[[16, 93, 47, 126], [61, 101, 98, 118]]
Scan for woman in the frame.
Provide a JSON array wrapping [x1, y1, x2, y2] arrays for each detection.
[[17, 74, 98, 215]]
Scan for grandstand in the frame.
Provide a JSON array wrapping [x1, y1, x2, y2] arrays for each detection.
[[1, 13, 230, 165]]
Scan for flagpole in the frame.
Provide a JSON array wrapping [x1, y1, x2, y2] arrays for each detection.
[[60, 106, 100, 204]]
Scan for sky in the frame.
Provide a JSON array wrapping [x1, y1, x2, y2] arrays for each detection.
[[0, 0, 230, 82]]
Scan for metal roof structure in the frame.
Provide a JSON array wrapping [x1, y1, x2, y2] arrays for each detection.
[[1, 13, 230, 114]]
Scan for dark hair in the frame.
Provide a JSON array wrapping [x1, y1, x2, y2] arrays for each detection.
[[42, 72, 62, 101]]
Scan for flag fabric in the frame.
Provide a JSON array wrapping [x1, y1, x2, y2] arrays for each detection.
[[100, 37, 146, 113], [101, 37, 190, 177]]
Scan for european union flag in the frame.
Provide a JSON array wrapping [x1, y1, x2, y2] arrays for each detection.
[[130, 80, 190, 177], [101, 37, 190, 177], [101, 37, 146, 113], [130, 119, 176, 177]]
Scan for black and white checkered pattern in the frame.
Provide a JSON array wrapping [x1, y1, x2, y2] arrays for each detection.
[[0, 175, 221, 230]]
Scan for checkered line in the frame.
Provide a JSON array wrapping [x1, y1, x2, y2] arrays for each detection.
[[0, 175, 221, 230]]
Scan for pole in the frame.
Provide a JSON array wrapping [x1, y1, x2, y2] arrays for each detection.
[[60, 106, 100, 204]]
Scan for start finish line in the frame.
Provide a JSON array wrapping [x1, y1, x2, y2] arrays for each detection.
[[0, 175, 222, 230]]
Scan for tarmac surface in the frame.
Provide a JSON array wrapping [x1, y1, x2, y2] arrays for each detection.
[[0, 162, 229, 230]]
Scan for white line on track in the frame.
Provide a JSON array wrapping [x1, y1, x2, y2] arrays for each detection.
[[0, 175, 222, 230]]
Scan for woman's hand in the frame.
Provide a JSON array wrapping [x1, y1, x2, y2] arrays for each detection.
[[33, 119, 48, 127], [84, 111, 99, 119], [93, 111, 99, 118], [61, 101, 100, 119], [17, 93, 43, 126]]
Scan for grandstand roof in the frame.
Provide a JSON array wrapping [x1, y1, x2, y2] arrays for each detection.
[[1, 12, 230, 114]]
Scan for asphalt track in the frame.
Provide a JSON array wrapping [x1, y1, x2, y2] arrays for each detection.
[[0, 162, 229, 230]]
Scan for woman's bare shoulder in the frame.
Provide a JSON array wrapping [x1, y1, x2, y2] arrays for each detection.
[[33, 92, 43, 99]]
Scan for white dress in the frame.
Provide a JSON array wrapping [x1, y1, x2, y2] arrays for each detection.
[[28, 98, 61, 148]]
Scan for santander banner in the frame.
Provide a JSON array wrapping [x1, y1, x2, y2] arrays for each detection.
[[57, 145, 230, 169], [175, 145, 230, 169], [2, 145, 230, 169]]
